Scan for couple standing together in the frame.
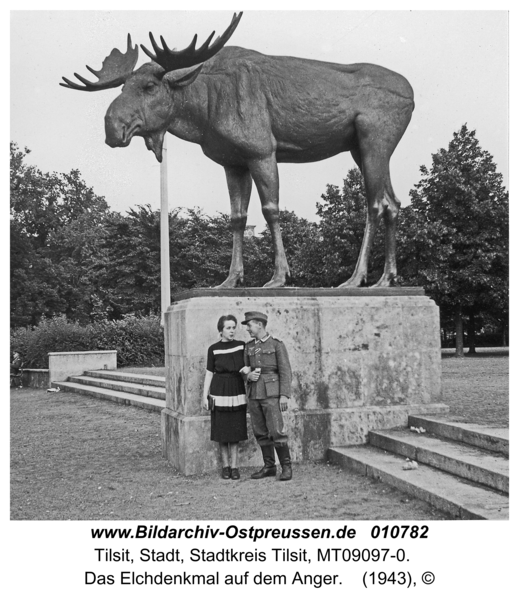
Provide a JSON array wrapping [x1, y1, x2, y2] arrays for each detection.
[[202, 311, 293, 482]]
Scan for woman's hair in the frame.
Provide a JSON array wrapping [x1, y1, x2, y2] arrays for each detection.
[[217, 314, 237, 332]]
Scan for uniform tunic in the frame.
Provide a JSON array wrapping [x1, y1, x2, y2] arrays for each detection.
[[206, 339, 247, 443], [244, 335, 292, 399]]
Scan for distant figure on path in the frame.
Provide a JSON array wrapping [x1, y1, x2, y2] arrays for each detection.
[[203, 315, 248, 480], [242, 311, 293, 481], [10, 351, 23, 388]]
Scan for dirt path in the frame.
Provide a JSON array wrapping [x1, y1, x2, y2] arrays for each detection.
[[11, 351, 507, 521], [11, 389, 447, 521]]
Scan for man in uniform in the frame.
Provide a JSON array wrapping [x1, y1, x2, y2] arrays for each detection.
[[241, 311, 293, 481]]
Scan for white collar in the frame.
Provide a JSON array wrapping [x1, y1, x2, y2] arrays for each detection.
[[255, 333, 270, 344]]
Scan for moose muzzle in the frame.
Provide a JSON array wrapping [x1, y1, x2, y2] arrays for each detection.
[[104, 97, 142, 148]]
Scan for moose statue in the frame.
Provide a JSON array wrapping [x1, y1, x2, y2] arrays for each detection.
[[61, 12, 414, 288]]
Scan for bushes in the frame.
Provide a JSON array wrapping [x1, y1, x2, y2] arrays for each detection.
[[10, 315, 164, 369], [90, 316, 164, 367], [10, 316, 90, 368]]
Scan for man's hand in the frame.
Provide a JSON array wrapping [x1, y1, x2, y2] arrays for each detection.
[[280, 396, 289, 412], [202, 396, 209, 411], [248, 370, 261, 382]]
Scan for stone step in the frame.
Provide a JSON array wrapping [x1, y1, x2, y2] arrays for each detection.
[[368, 429, 508, 494], [83, 370, 166, 388], [328, 445, 508, 520], [408, 415, 509, 456], [68, 375, 166, 401], [53, 381, 165, 413]]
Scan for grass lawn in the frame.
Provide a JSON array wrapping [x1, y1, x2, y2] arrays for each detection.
[[11, 349, 507, 521], [440, 348, 508, 427]]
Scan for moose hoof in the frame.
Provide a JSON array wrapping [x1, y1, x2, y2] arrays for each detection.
[[214, 274, 243, 289], [262, 277, 286, 288], [371, 275, 397, 288], [337, 276, 366, 288], [214, 281, 237, 289]]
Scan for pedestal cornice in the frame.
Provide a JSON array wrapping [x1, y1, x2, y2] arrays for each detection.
[[171, 287, 425, 303]]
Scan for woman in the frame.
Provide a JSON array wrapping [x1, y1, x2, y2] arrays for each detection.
[[203, 315, 248, 480]]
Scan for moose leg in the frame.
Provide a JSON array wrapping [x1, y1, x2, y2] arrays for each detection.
[[373, 179, 400, 287], [215, 166, 252, 288], [339, 147, 388, 287], [249, 156, 290, 288]]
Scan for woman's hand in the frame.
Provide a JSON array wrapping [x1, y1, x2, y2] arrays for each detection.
[[203, 370, 213, 410]]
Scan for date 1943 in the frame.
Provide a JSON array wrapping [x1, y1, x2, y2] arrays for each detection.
[[363, 571, 436, 588]]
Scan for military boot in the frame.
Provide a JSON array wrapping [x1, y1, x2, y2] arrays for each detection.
[[251, 445, 277, 479], [275, 445, 293, 481]]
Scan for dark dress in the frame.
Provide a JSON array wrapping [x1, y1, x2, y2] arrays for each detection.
[[207, 339, 248, 443]]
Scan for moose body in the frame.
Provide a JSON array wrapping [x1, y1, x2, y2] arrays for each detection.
[[63, 14, 414, 287]]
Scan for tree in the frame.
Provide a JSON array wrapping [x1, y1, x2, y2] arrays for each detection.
[[398, 125, 508, 356], [246, 210, 321, 287], [314, 168, 385, 286], [10, 143, 109, 246], [10, 220, 65, 327], [96, 206, 245, 316], [10, 142, 111, 326]]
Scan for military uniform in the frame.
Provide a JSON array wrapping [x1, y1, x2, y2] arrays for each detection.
[[244, 334, 291, 445], [241, 311, 293, 481]]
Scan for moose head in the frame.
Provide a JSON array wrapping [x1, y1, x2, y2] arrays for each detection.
[[61, 13, 242, 162]]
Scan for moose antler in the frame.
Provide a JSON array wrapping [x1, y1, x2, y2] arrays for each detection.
[[141, 12, 242, 73], [60, 35, 139, 91]]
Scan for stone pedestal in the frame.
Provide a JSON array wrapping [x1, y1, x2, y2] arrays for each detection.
[[161, 288, 448, 475]]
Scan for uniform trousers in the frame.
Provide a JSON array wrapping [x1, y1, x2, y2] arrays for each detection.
[[248, 396, 288, 447]]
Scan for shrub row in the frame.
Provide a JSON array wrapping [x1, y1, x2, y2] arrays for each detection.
[[10, 315, 164, 369]]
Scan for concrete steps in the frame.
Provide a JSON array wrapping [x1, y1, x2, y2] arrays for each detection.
[[408, 415, 509, 456], [368, 429, 508, 493], [328, 418, 509, 520], [53, 371, 166, 413], [68, 375, 166, 401], [83, 370, 166, 389]]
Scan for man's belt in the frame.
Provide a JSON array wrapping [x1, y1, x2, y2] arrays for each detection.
[[259, 368, 278, 374]]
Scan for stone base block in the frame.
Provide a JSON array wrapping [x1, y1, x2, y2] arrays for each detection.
[[161, 408, 260, 475], [162, 403, 449, 475], [162, 288, 447, 475]]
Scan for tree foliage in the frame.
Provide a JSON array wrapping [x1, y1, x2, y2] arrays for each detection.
[[11, 128, 508, 356], [10, 143, 111, 327], [398, 125, 508, 350], [314, 168, 384, 286], [11, 315, 163, 368], [96, 206, 236, 317], [246, 210, 322, 287], [10, 143, 108, 246]]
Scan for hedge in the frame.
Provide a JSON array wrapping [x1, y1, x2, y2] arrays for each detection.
[[10, 315, 164, 368]]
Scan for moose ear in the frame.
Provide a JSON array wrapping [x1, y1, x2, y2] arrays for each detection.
[[167, 64, 204, 88]]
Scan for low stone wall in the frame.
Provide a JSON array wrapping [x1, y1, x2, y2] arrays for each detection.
[[22, 369, 49, 389], [49, 350, 117, 384]]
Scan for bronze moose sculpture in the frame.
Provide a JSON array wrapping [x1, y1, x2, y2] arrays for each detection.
[[61, 12, 414, 288]]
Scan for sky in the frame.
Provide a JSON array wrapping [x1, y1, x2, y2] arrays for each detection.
[[10, 8, 509, 231]]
